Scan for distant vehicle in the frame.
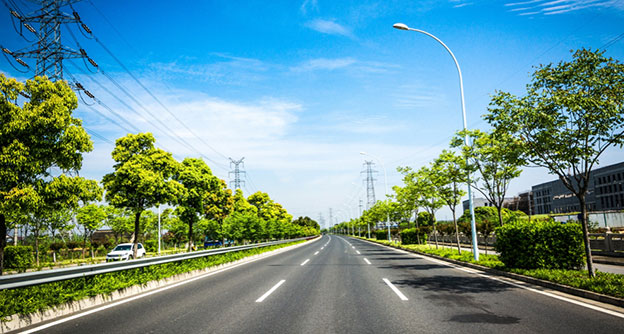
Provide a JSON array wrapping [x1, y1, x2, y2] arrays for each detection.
[[106, 243, 146, 261]]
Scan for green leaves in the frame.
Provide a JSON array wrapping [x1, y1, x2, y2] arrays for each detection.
[[1, 75, 95, 273], [103, 133, 182, 212]]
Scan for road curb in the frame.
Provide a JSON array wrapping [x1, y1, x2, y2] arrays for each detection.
[[357, 237, 624, 308], [1, 236, 321, 334]]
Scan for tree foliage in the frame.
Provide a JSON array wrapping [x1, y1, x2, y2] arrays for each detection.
[[102, 133, 182, 258], [485, 48, 624, 277], [0, 75, 94, 274], [452, 129, 524, 226]]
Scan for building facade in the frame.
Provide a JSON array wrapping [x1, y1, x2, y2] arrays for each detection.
[[532, 161, 624, 214]]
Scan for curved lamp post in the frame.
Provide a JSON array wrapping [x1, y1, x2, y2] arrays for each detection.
[[360, 151, 391, 242], [393, 23, 479, 261]]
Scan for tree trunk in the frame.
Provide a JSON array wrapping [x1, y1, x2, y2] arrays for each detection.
[[452, 210, 461, 255], [14, 225, 18, 246], [82, 230, 88, 259], [578, 194, 595, 278], [187, 219, 194, 252], [133, 211, 142, 259], [89, 232, 95, 259], [415, 210, 421, 244], [34, 228, 40, 266], [0, 214, 7, 275], [496, 204, 504, 226], [433, 219, 439, 249]]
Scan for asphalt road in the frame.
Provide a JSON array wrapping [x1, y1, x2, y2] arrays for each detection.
[[20, 235, 624, 333]]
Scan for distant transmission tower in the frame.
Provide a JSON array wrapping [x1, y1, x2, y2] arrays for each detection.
[[2, 0, 91, 82], [318, 213, 325, 229], [361, 161, 377, 210], [328, 208, 333, 228], [228, 157, 246, 190]]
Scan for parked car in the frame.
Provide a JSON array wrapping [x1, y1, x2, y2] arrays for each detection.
[[106, 243, 146, 261]]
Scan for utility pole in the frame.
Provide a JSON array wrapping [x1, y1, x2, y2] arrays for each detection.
[[2, 0, 91, 82], [358, 199, 363, 237], [228, 157, 245, 191]]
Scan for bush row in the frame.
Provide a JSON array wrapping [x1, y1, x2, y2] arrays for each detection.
[[495, 220, 585, 269], [0, 240, 305, 320], [399, 228, 429, 245]]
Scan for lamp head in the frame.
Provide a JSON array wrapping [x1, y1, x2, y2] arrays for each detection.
[[393, 23, 409, 30], [359, 151, 367, 155]]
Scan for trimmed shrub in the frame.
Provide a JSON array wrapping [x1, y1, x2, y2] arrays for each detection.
[[375, 230, 388, 240], [48, 242, 64, 252], [400, 228, 427, 245], [144, 239, 157, 252], [495, 220, 585, 269], [4, 246, 33, 272]]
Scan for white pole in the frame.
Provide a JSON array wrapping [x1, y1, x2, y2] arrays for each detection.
[[158, 206, 161, 254], [394, 23, 479, 260]]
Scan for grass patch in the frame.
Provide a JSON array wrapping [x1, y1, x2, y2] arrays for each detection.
[[361, 237, 624, 299], [0, 240, 304, 320]]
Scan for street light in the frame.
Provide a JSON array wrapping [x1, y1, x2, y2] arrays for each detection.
[[360, 151, 391, 242], [393, 22, 479, 261]]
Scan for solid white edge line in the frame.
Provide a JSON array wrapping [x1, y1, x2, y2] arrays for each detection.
[[364, 258, 371, 265], [255, 279, 286, 303], [300, 259, 310, 266], [20, 238, 321, 334], [314, 251, 319, 255], [383, 278, 408, 301], [371, 241, 624, 319]]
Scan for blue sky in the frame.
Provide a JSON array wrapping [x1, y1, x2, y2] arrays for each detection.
[[2, 0, 624, 226]]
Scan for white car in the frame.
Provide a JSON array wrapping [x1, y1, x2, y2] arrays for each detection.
[[106, 243, 146, 261]]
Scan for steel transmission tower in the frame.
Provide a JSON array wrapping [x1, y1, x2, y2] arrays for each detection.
[[361, 161, 378, 210], [228, 157, 246, 190], [3, 0, 89, 82]]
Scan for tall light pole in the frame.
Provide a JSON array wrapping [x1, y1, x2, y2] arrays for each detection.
[[393, 22, 479, 261], [360, 152, 391, 242]]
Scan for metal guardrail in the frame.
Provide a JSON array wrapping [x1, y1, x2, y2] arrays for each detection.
[[0, 237, 315, 290]]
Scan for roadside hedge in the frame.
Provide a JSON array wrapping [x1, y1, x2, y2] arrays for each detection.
[[400, 228, 427, 245], [495, 220, 585, 269], [375, 230, 387, 240], [4, 246, 33, 272]]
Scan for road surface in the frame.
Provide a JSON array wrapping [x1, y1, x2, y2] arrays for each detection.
[[19, 235, 624, 333]]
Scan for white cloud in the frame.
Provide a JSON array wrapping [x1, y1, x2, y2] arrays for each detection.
[[300, 0, 318, 15], [305, 19, 353, 38], [504, 0, 624, 15], [291, 57, 357, 72]]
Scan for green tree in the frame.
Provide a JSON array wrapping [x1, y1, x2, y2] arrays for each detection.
[[452, 129, 524, 226], [76, 204, 107, 258], [175, 158, 222, 251], [248, 192, 291, 240], [432, 150, 467, 254], [0, 75, 94, 274], [102, 133, 182, 258], [485, 48, 624, 277], [105, 206, 133, 243], [203, 178, 233, 245], [399, 166, 444, 247]]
